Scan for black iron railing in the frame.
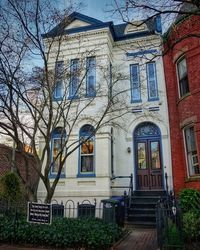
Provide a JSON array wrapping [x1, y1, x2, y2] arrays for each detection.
[[110, 173, 133, 206], [156, 196, 184, 250]]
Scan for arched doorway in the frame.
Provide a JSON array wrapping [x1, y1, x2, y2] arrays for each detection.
[[134, 122, 163, 190]]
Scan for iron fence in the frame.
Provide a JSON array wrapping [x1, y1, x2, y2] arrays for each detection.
[[156, 197, 200, 250], [156, 198, 183, 250], [0, 197, 127, 226]]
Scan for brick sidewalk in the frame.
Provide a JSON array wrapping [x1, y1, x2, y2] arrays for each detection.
[[114, 228, 158, 250], [0, 228, 158, 250]]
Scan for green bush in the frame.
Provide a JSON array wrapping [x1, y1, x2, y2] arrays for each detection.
[[0, 172, 23, 202], [179, 188, 200, 211], [182, 211, 200, 240], [179, 188, 200, 243], [164, 219, 182, 249], [0, 216, 125, 249]]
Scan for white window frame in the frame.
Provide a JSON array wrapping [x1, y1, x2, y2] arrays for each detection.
[[183, 126, 199, 177], [176, 56, 189, 98], [146, 62, 159, 101], [54, 61, 64, 100], [50, 128, 66, 177], [130, 64, 141, 102]]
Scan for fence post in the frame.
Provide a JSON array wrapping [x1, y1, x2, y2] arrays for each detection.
[[13, 208, 19, 243], [156, 202, 163, 250], [165, 172, 169, 195]]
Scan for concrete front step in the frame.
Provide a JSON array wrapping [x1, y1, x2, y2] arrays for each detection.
[[129, 213, 156, 218], [125, 220, 156, 228], [134, 190, 166, 196], [129, 208, 155, 215], [126, 190, 167, 228]]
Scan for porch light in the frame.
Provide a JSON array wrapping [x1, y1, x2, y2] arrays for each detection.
[[127, 147, 131, 153], [172, 200, 176, 216]]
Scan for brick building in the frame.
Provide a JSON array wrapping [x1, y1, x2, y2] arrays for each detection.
[[163, 13, 200, 194], [0, 144, 39, 199]]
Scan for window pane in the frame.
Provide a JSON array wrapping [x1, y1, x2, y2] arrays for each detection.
[[130, 64, 140, 101], [148, 63, 154, 80], [185, 127, 196, 152], [177, 58, 189, 97], [70, 59, 79, 97], [86, 57, 96, 96], [80, 125, 95, 174], [180, 77, 189, 96], [81, 139, 94, 154], [178, 58, 187, 79], [54, 81, 63, 98], [81, 125, 95, 135], [149, 80, 157, 98], [185, 127, 199, 176], [81, 156, 93, 172], [55, 61, 64, 79], [137, 142, 147, 169], [150, 141, 161, 169], [54, 61, 64, 99], [52, 138, 63, 173], [147, 62, 158, 100], [51, 127, 66, 175]]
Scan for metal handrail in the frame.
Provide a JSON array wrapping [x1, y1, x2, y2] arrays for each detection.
[[110, 173, 133, 207]]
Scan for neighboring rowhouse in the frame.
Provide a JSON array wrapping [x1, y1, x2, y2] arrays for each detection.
[[163, 6, 200, 194], [38, 12, 172, 204]]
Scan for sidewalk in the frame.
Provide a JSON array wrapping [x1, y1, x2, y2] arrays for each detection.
[[114, 228, 158, 250], [0, 228, 158, 250]]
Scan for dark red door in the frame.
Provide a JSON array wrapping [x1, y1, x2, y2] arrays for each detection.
[[136, 139, 163, 190]]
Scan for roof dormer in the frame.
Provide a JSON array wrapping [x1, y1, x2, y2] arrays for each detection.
[[124, 21, 148, 34]]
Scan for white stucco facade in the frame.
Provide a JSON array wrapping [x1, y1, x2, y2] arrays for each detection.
[[37, 13, 172, 205]]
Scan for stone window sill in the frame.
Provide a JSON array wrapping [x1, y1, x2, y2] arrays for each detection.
[[177, 92, 191, 105], [185, 176, 200, 183]]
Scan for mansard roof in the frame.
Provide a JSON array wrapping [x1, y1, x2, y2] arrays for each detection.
[[42, 12, 162, 41]]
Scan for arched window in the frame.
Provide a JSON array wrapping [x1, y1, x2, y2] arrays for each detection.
[[78, 125, 95, 177], [50, 127, 66, 177]]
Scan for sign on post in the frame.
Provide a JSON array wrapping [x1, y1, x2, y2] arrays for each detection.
[[27, 202, 52, 225]]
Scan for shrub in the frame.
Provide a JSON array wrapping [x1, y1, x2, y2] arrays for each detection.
[[179, 188, 200, 243], [0, 216, 125, 249], [164, 219, 182, 249], [0, 172, 23, 202], [179, 188, 200, 211], [182, 211, 200, 241]]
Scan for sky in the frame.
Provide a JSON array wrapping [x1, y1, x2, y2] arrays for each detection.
[[61, 0, 120, 23], [81, 0, 115, 22]]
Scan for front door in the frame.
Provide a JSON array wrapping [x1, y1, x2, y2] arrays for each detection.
[[134, 122, 163, 190]]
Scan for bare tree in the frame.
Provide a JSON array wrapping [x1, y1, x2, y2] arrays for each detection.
[[0, 0, 138, 202], [112, 1, 199, 23], [105, 0, 200, 73]]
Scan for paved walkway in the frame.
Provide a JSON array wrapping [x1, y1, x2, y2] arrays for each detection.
[[0, 228, 158, 250], [114, 228, 158, 250]]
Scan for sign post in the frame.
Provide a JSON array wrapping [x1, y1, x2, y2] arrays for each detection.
[[27, 202, 52, 225]]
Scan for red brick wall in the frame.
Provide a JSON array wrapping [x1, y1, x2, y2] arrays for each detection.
[[0, 144, 39, 191], [163, 15, 200, 194]]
